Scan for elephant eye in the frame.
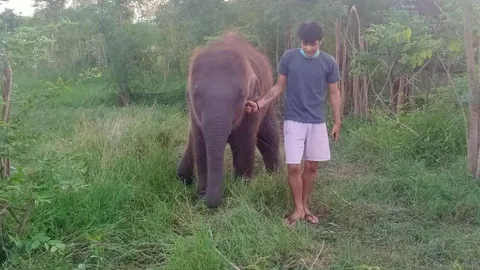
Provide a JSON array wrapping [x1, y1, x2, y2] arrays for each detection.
[[238, 88, 245, 99], [192, 84, 201, 100], [193, 90, 201, 100]]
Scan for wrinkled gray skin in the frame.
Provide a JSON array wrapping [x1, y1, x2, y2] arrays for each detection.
[[176, 32, 280, 208]]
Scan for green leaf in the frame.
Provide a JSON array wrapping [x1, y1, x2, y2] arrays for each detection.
[[448, 41, 461, 53], [55, 77, 64, 86], [427, 50, 433, 58], [32, 232, 50, 243], [47, 239, 63, 245], [403, 27, 412, 41], [45, 81, 56, 88], [31, 240, 40, 250]]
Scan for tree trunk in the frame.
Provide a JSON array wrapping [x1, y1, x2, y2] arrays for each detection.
[[341, 5, 365, 117], [276, 23, 283, 118], [1, 59, 12, 179], [396, 74, 407, 114], [164, 57, 168, 85], [117, 90, 131, 107], [353, 75, 360, 116], [284, 23, 291, 50], [340, 11, 351, 115], [276, 23, 280, 67], [463, 1, 480, 180], [335, 18, 342, 67], [348, 6, 368, 118], [389, 75, 399, 115]]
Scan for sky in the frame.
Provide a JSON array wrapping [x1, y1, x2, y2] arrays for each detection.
[[0, 0, 36, 16]]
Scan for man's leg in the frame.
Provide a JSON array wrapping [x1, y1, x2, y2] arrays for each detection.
[[303, 123, 331, 224], [283, 120, 307, 226], [302, 160, 319, 223], [287, 164, 304, 223]]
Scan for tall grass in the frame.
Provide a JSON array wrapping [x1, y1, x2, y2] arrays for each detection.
[[1, 75, 479, 269]]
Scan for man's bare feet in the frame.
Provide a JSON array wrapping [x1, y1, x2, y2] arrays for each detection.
[[304, 208, 319, 224], [284, 209, 305, 227]]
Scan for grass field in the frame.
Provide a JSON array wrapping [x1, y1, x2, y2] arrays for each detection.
[[2, 74, 480, 269]]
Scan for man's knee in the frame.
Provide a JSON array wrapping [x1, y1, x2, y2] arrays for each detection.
[[304, 161, 318, 174], [287, 164, 302, 175]]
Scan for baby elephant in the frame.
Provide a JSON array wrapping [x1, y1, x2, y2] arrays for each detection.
[[176, 31, 281, 208]]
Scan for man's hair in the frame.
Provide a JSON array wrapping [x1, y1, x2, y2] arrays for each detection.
[[297, 22, 324, 43]]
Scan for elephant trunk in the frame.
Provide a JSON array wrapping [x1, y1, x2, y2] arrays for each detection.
[[202, 111, 232, 208]]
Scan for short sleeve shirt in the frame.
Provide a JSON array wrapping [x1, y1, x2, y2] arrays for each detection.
[[278, 48, 340, 124]]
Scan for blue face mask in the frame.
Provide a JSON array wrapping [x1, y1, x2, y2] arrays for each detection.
[[300, 49, 320, 59]]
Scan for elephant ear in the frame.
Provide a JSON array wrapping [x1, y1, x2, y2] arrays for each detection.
[[246, 64, 261, 101], [187, 46, 205, 97]]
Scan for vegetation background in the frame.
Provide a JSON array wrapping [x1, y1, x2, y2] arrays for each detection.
[[0, 0, 479, 269]]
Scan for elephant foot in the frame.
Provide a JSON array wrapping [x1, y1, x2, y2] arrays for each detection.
[[233, 172, 253, 184], [178, 173, 194, 186], [196, 190, 206, 199]]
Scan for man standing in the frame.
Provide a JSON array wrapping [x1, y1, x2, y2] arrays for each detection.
[[245, 21, 342, 226]]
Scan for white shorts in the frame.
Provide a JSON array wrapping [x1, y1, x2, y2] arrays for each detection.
[[283, 120, 331, 164]]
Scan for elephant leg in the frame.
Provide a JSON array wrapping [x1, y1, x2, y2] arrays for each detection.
[[256, 108, 280, 172], [194, 131, 208, 198], [177, 128, 195, 186], [229, 116, 257, 180]]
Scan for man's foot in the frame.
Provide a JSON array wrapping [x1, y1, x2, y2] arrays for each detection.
[[284, 210, 304, 227], [304, 209, 319, 224]]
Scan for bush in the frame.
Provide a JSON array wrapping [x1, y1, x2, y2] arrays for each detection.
[[341, 78, 467, 168]]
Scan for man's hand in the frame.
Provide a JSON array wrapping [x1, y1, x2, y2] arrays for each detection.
[[245, 100, 259, 113], [245, 74, 286, 114], [330, 123, 341, 142], [328, 82, 342, 142]]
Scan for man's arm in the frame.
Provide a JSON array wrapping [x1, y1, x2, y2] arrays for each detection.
[[326, 56, 341, 126], [247, 50, 291, 112], [328, 82, 342, 126], [256, 74, 287, 109]]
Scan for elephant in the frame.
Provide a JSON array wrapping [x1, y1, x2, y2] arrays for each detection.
[[176, 31, 281, 208]]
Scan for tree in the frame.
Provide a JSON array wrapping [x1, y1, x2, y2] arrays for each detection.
[[463, 0, 480, 180]]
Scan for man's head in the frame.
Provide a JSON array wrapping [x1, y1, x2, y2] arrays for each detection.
[[297, 22, 324, 57]]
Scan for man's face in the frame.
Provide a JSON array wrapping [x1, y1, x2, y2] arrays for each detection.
[[301, 40, 320, 57]]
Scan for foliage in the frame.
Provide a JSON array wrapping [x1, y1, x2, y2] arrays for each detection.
[[341, 78, 468, 168], [350, 11, 440, 78], [0, 24, 51, 70], [103, 22, 165, 93], [0, 66, 99, 266]]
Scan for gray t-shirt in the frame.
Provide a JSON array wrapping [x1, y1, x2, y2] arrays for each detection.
[[278, 48, 340, 124]]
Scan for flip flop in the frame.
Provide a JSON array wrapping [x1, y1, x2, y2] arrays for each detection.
[[305, 213, 319, 225]]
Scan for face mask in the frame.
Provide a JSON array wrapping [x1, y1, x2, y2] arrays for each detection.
[[300, 49, 320, 59]]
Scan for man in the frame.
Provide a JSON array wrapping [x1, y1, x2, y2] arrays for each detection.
[[245, 21, 342, 226]]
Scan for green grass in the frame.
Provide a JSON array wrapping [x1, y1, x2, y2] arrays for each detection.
[[1, 74, 479, 269]]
